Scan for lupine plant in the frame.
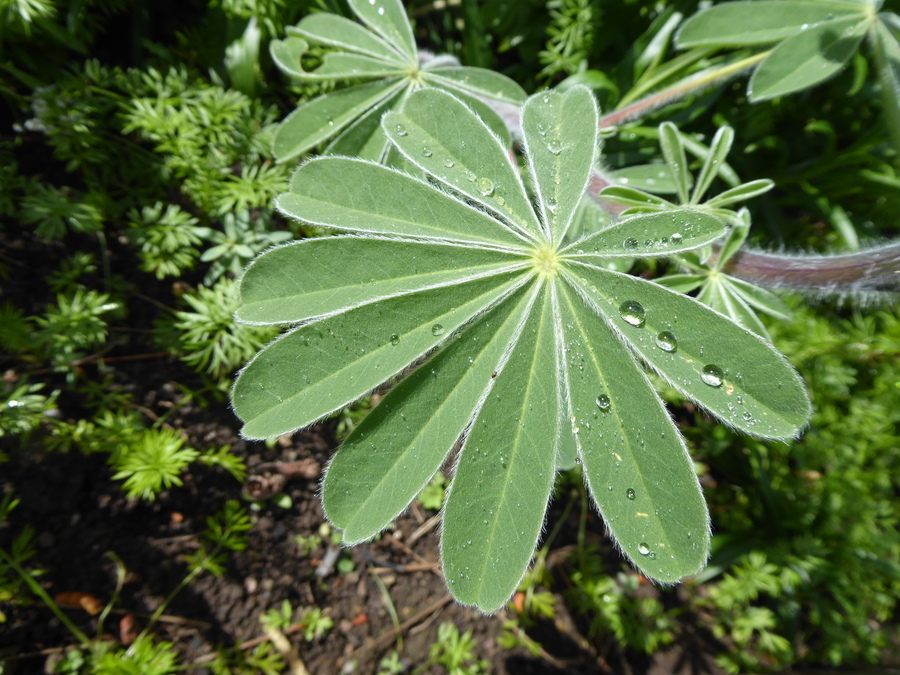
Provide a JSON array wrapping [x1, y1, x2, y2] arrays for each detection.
[[232, 81, 811, 611]]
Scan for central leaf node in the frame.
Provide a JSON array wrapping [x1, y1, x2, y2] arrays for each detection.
[[531, 245, 560, 277]]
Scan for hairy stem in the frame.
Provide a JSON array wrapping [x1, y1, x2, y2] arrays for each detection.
[[599, 52, 769, 128], [715, 244, 900, 294]]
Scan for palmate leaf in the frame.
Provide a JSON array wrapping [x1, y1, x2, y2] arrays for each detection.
[[232, 85, 811, 613], [270, 0, 526, 163]]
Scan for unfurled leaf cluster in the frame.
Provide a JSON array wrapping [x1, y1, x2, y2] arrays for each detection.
[[233, 81, 811, 611]]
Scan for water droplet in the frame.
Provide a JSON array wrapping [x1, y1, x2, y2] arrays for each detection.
[[742, 411, 752, 421], [394, 124, 407, 137], [377, 5, 384, 14], [495, 195, 505, 206], [431, 324, 445, 336], [618, 300, 646, 327], [623, 237, 639, 251], [443, 158, 454, 168], [655, 331, 677, 352], [701, 364, 724, 387], [638, 543, 651, 556], [421, 147, 433, 157], [596, 394, 611, 410], [476, 177, 494, 196], [465, 170, 476, 182], [626, 488, 635, 500], [670, 232, 683, 244], [547, 139, 563, 155], [547, 198, 558, 213], [390, 333, 400, 346], [649, 552, 656, 559], [607, 484, 613, 491]]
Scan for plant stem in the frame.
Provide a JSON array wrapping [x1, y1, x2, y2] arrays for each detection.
[[599, 51, 769, 128], [715, 243, 900, 294], [0, 546, 92, 645]]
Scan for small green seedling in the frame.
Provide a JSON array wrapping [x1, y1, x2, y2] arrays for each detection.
[[232, 86, 811, 612]]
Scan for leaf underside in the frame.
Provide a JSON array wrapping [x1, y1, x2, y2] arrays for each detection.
[[234, 84, 811, 612]]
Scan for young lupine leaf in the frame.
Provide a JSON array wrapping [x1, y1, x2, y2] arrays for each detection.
[[659, 122, 690, 204], [704, 179, 774, 209], [691, 126, 734, 204], [660, 213, 793, 340], [233, 85, 812, 612], [270, 0, 526, 163]]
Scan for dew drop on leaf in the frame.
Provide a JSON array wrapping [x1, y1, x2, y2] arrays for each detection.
[[623, 237, 639, 251], [626, 488, 636, 500], [670, 232, 683, 244], [476, 177, 494, 196], [618, 300, 646, 327], [389, 333, 400, 346], [421, 147, 433, 157], [638, 543, 651, 556], [596, 394, 611, 410], [547, 198, 558, 213], [655, 331, 677, 352], [701, 364, 724, 387], [432, 324, 445, 336], [443, 158, 454, 168], [465, 170, 476, 182], [547, 139, 563, 155], [394, 123, 407, 137], [743, 411, 752, 421]]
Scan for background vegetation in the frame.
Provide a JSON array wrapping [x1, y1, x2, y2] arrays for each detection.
[[1, 0, 897, 673]]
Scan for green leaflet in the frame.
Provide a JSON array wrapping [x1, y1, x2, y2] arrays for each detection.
[[441, 282, 560, 612], [557, 282, 710, 581], [273, 80, 403, 163], [424, 67, 528, 105], [563, 209, 726, 259], [237, 238, 528, 325], [277, 157, 530, 248], [288, 14, 409, 64], [236, 84, 813, 611], [748, 16, 869, 101], [566, 265, 811, 438], [233, 272, 528, 439], [521, 86, 598, 245], [383, 88, 543, 241], [323, 283, 536, 544], [676, 1, 864, 48], [347, 0, 417, 63]]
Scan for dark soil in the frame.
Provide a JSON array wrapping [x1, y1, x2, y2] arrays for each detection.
[[0, 358, 728, 674]]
